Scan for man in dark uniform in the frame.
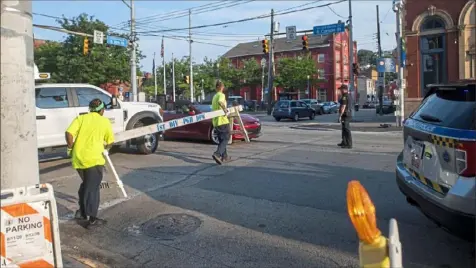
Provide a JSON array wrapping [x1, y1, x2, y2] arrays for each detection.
[[337, 85, 352, 149]]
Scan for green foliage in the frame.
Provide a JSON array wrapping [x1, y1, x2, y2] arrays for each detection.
[[357, 49, 398, 83], [34, 13, 144, 86], [274, 54, 321, 91]]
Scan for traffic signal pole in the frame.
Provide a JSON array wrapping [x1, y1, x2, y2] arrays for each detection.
[[1, 0, 40, 189], [348, 0, 356, 117], [130, 0, 138, 102], [266, 9, 275, 115]]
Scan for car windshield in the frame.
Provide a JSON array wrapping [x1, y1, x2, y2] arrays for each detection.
[[302, 99, 311, 104], [194, 105, 213, 112], [274, 101, 289, 108], [412, 84, 476, 130], [322, 102, 331, 106]]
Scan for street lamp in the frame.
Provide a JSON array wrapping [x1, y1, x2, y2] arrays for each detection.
[[261, 58, 267, 103]]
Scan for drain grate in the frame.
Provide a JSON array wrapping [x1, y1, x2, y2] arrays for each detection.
[[141, 213, 201, 240]]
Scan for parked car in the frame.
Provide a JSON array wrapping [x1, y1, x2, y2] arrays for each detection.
[[321, 102, 338, 114], [163, 104, 261, 144], [301, 99, 324, 115], [363, 101, 376, 109], [396, 81, 475, 241], [376, 100, 395, 114], [272, 100, 316, 122]]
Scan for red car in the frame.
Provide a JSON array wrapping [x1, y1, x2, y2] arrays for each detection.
[[163, 104, 262, 144]]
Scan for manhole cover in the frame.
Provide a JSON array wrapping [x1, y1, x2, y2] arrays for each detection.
[[141, 213, 201, 239]]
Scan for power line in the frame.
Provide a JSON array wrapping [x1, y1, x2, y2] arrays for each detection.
[[135, 0, 346, 34], [33, 12, 128, 33]]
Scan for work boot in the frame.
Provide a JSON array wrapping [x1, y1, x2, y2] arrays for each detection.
[[337, 142, 344, 146], [212, 153, 223, 165], [74, 210, 87, 220], [86, 217, 107, 229], [222, 156, 231, 163], [341, 145, 353, 149]]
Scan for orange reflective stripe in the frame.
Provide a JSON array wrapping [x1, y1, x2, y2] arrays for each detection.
[[18, 259, 54, 268], [43, 216, 52, 243], [1, 232, 5, 258], [2, 204, 38, 217]]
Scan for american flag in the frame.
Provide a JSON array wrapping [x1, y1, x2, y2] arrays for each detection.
[[160, 37, 164, 58], [152, 52, 155, 73]]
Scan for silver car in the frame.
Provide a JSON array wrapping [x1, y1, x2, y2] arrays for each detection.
[[396, 81, 475, 241]]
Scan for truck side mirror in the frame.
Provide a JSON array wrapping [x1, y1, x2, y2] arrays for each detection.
[[111, 96, 119, 108]]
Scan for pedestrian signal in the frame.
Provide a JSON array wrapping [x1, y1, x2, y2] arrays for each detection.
[[262, 39, 269, 54], [302, 35, 309, 50], [83, 38, 89, 55], [184, 75, 190, 84]]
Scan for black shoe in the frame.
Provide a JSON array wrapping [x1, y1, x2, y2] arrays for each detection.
[[337, 143, 344, 146], [74, 210, 87, 220], [341, 145, 353, 149], [222, 156, 231, 163], [212, 153, 223, 165], [86, 217, 107, 228]]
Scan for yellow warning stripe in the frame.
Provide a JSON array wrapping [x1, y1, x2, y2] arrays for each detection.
[[404, 164, 449, 195], [430, 135, 457, 148]]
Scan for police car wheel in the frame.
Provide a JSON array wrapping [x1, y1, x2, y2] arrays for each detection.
[[292, 113, 299, 122], [309, 112, 315, 120], [134, 120, 159, 154]]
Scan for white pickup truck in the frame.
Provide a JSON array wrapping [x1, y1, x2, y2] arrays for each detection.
[[35, 83, 163, 155]]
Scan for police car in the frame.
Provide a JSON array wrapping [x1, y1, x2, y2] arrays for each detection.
[[396, 80, 475, 241]]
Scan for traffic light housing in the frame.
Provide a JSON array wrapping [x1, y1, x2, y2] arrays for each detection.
[[302, 35, 309, 50], [262, 39, 269, 54], [83, 38, 89, 55], [184, 75, 190, 84]]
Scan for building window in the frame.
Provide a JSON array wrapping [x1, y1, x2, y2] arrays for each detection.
[[318, 69, 325, 79], [318, 54, 325, 63], [335, 53, 341, 62], [343, 67, 349, 79], [343, 56, 348, 64], [419, 16, 447, 95], [318, 89, 327, 101], [335, 65, 341, 79]]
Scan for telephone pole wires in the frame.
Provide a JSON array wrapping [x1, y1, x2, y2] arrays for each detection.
[[1, 0, 40, 188], [266, 9, 275, 115]]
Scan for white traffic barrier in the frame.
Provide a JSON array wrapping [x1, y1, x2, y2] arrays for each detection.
[[114, 105, 245, 143], [101, 105, 248, 198], [388, 218, 403, 267], [1, 183, 62, 267]]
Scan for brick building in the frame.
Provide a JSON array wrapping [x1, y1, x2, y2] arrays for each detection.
[[404, 0, 475, 115], [222, 29, 357, 102]]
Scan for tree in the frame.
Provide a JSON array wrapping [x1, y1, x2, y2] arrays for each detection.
[[274, 54, 321, 91], [34, 13, 144, 86], [357, 49, 377, 67]]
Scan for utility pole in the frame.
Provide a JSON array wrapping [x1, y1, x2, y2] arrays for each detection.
[[189, 9, 194, 103], [162, 37, 166, 98], [394, 0, 405, 127], [130, 0, 137, 102], [154, 52, 157, 97], [1, 0, 40, 189], [172, 53, 176, 102], [266, 9, 275, 115], [348, 0, 355, 117], [376, 5, 385, 116]]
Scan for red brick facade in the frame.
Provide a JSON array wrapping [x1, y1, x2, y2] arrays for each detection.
[[403, 0, 475, 115], [226, 30, 357, 102]]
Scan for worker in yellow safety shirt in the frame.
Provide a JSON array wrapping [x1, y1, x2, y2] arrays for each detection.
[[65, 98, 115, 228], [211, 80, 231, 165]]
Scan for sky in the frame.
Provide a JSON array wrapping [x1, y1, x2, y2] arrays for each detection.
[[33, 0, 398, 73]]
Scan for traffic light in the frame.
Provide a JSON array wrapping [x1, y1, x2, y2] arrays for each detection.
[[83, 38, 89, 55], [352, 63, 360, 76], [261, 39, 269, 54], [302, 35, 309, 50], [184, 75, 190, 84]]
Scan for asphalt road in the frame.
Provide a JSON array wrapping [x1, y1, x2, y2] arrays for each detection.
[[39, 119, 474, 268]]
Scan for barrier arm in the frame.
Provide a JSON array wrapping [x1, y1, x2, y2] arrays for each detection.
[[102, 105, 244, 198]]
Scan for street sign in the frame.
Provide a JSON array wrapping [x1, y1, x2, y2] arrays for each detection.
[[261, 58, 267, 67], [93, 30, 104, 44], [376, 58, 396, 73], [106, 35, 128, 47], [285, 26, 297, 41], [313, 23, 345, 35]]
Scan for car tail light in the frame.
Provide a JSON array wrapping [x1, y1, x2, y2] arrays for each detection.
[[455, 141, 476, 177]]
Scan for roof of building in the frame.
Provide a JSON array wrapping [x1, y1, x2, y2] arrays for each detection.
[[222, 34, 331, 58]]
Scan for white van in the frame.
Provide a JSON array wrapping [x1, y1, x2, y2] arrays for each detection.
[[35, 83, 163, 154]]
